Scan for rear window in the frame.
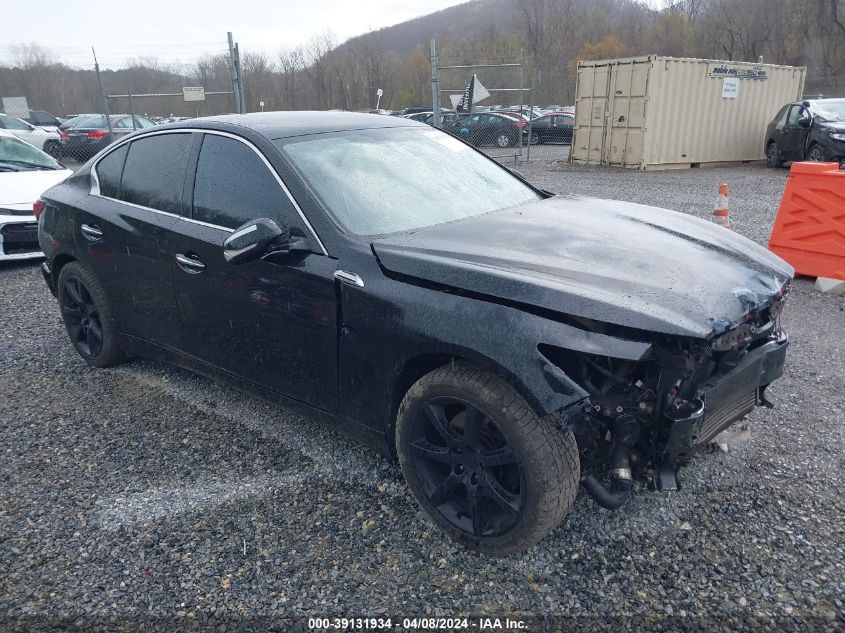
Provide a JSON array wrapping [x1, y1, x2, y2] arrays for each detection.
[[69, 116, 107, 129]]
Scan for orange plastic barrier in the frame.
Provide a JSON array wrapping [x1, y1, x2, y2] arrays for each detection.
[[768, 162, 845, 280]]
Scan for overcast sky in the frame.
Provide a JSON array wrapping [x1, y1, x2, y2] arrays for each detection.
[[3, 0, 469, 69]]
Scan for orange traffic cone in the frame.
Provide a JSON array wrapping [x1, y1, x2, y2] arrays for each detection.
[[713, 182, 731, 229]]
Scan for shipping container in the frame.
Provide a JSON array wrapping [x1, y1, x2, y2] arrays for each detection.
[[571, 56, 806, 169]]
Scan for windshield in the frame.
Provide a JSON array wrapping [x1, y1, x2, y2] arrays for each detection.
[[0, 135, 62, 170], [278, 127, 540, 236], [811, 100, 845, 122]]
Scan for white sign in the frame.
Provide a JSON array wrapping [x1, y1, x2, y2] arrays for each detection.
[[722, 77, 739, 99], [708, 63, 767, 80], [376, 88, 383, 97], [182, 86, 206, 102], [259, 101, 265, 107], [2, 96, 29, 117]]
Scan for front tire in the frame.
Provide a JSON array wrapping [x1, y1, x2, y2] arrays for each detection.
[[807, 143, 828, 162], [57, 262, 126, 368], [396, 363, 579, 555]]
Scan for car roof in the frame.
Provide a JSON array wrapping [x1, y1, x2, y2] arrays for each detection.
[[155, 111, 422, 140]]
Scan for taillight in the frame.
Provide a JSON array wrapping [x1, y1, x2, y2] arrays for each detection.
[[512, 121, 526, 128], [33, 199, 46, 221], [60, 130, 69, 141], [87, 130, 108, 140]]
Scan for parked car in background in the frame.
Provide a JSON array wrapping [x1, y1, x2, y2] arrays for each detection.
[[450, 112, 527, 148], [22, 109, 63, 133], [527, 112, 575, 145], [404, 112, 461, 128], [36, 112, 792, 554], [765, 98, 845, 166], [0, 130, 71, 260], [59, 114, 156, 161], [0, 113, 62, 158], [59, 114, 100, 130]]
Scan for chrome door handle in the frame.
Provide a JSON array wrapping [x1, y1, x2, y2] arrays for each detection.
[[175, 253, 206, 273], [80, 223, 103, 240]]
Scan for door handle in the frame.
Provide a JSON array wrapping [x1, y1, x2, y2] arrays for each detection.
[[80, 223, 103, 240], [175, 253, 206, 273]]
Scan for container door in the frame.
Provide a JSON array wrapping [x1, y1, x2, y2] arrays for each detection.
[[573, 63, 611, 165], [603, 60, 648, 166]]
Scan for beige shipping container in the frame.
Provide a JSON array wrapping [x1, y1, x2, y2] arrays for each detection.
[[571, 56, 806, 169]]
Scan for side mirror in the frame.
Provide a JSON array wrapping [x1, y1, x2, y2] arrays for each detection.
[[223, 218, 284, 265], [798, 117, 811, 128]]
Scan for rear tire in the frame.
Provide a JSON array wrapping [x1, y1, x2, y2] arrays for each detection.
[[396, 362, 579, 555], [57, 262, 126, 368], [766, 141, 783, 168]]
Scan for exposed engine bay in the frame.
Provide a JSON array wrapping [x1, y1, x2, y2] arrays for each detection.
[[557, 292, 789, 509]]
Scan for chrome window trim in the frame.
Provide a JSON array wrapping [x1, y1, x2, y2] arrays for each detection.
[[89, 193, 234, 233], [90, 127, 328, 254]]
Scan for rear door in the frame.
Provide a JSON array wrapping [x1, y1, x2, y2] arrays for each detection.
[[169, 132, 338, 411], [82, 132, 194, 349]]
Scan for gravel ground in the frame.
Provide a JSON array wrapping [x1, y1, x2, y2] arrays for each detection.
[[1, 162, 844, 631]]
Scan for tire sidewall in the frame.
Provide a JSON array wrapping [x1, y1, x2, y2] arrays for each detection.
[[766, 142, 780, 167], [57, 262, 123, 368], [807, 144, 824, 162], [396, 368, 576, 554]]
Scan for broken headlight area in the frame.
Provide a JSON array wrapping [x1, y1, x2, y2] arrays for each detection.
[[544, 295, 789, 509]]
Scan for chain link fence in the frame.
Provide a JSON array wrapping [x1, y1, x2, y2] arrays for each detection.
[[803, 74, 845, 99]]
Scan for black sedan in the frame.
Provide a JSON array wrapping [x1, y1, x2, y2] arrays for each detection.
[[59, 114, 156, 161], [764, 98, 845, 166], [37, 112, 792, 554], [527, 113, 574, 145], [450, 112, 526, 148]]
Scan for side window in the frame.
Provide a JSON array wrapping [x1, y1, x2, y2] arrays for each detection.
[[193, 134, 298, 230], [786, 105, 807, 126], [136, 117, 156, 128], [114, 118, 133, 129], [775, 105, 789, 127], [2, 115, 32, 131], [95, 144, 128, 199], [119, 133, 193, 214]]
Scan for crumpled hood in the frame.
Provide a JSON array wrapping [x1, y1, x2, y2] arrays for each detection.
[[372, 196, 794, 339]]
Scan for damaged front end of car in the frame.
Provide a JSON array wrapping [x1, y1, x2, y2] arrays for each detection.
[[551, 287, 790, 509]]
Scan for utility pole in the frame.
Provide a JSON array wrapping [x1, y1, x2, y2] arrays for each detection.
[[430, 39, 440, 127], [227, 32, 241, 114], [92, 47, 113, 137], [234, 43, 246, 113], [128, 86, 136, 130]]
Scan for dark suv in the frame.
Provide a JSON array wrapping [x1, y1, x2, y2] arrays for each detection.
[[764, 98, 845, 166]]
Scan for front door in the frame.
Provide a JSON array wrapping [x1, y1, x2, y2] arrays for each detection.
[[169, 132, 338, 412], [779, 105, 811, 160]]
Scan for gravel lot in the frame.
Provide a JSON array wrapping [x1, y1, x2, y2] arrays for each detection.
[[1, 162, 844, 631]]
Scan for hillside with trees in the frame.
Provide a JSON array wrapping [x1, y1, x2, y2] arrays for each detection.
[[1, 0, 844, 116]]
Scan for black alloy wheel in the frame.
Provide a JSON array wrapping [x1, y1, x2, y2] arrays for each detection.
[[529, 132, 540, 145], [56, 261, 127, 367], [408, 397, 525, 539], [61, 276, 103, 357], [396, 363, 580, 555]]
